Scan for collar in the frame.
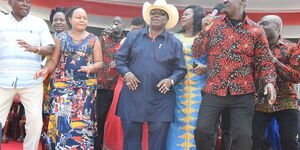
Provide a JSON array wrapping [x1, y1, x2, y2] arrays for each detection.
[[142, 26, 169, 39], [271, 36, 288, 47], [9, 12, 29, 22], [222, 12, 251, 25]]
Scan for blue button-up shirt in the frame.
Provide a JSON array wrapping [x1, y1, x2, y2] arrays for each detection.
[[116, 27, 187, 122]]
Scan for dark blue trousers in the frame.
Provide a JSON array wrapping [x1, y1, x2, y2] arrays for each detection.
[[121, 119, 170, 150]]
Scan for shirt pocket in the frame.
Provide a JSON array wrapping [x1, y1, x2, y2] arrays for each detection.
[[154, 45, 175, 63]]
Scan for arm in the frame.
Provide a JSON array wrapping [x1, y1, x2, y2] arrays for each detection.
[[191, 15, 212, 59], [168, 42, 187, 85], [17, 41, 54, 56], [157, 41, 187, 94], [192, 32, 207, 59], [90, 38, 104, 73], [34, 38, 61, 79], [255, 32, 277, 85], [273, 44, 300, 83], [115, 33, 132, 76], [115, 32, 140, 90], [38, 19, 55, 56], [46, 38, 61, 72], [254, 30, 277, 103]]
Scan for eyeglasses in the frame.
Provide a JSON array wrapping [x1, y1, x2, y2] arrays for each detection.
[[150, 10, 167, 16]]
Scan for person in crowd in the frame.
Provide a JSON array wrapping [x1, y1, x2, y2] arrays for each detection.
[[130, 17, 146, 31], [94, 16, 125, 150], [252, 15, 300, 150], [0, 0, 54, 149], [49, 7, 69, 36], [192, 0, 277, 149], [2, 94, 25, 143], [35, 6, 103, 149], [103, 16, 147, 150], [166, 5, 206, 150], [115, 0, 187, 149], [40, 6, 69, 149]]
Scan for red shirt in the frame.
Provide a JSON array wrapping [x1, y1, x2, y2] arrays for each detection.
[[192, 15, 276, 96], [255, 38, 300, 112], [97, 33, 124, 90]]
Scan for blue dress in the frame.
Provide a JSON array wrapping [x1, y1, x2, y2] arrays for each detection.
[[167, 34, 207, 150], [45, 31, 98, 150]]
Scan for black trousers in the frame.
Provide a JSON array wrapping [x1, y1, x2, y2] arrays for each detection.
[[195, 93, 254, 150], [121, 119, 170, 150], [252, 109, 299, 150], [94, 89, 114, 150]]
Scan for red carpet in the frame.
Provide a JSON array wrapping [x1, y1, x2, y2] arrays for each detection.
[[2, 141, 42, 150]]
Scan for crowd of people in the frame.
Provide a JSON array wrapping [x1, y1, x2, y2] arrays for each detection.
[[0, 0, 300, 150]]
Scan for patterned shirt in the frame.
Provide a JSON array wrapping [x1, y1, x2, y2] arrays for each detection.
[[255, 38, 300, 112], [97, 32, 124, 90], [192, 15, 277, 96]]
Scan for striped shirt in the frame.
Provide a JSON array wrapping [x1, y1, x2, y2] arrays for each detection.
[[0, 13, 54, 88]]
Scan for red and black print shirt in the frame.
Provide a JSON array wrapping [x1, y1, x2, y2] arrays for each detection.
[[192, 15, 277, 96], [255, 38, 300, 112], [97, 33, 124, 90]]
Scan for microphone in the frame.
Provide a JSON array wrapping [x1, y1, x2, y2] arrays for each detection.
[[107, 24, 117, 32], [210, 3, 224, 17]]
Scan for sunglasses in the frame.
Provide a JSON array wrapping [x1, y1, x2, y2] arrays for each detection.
[[150, 10, 168, 16]]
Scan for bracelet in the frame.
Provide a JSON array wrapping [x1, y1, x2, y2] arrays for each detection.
[[36, 46, 41, 54], [169, 78, 174, 86]]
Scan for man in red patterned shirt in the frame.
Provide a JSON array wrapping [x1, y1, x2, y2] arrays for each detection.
[[192, 0, 277, 150], [94, 16, 125, 150], [252, 15, 300, 150]]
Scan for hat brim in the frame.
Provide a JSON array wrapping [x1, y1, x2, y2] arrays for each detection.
[[142, 2, 179, 29]]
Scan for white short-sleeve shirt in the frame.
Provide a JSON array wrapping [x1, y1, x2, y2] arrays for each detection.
[[0, 13, 54, 88]]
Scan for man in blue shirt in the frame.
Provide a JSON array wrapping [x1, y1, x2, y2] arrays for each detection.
[[115, 0, 186, 149]]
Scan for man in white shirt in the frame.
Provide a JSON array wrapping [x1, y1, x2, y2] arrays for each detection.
[[0, 0, 54, 149]]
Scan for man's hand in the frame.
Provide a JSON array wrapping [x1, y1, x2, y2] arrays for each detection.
[[202, 15, 213, 31], [124, 72, 140, 90], [193, 62, 207, 76], [157, 78, 173, 94], [264, 83, 276, 104], [17, 39, 39, 53]]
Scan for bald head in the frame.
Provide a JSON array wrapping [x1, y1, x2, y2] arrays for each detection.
[[260, 15, 282, 31], [259, 15, 283, 43]]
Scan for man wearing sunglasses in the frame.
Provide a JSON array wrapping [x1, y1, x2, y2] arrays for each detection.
[[115, 0, 186, 150]]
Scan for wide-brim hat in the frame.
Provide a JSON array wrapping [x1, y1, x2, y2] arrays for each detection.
[[142, 0, 179, 29]]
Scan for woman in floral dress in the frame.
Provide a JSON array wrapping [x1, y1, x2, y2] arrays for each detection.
[[35, 6, 103, 149]]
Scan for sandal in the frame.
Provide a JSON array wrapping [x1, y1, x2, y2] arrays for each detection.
[[2, 135, 8, 143]]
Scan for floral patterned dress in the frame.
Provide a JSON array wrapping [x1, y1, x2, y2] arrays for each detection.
[[45, 31, 98, 150]]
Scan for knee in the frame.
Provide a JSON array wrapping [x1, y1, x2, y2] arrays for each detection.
[[195, 125, 215, 137], [232, 129, 252, 140], [27, 115, 43, 130]]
